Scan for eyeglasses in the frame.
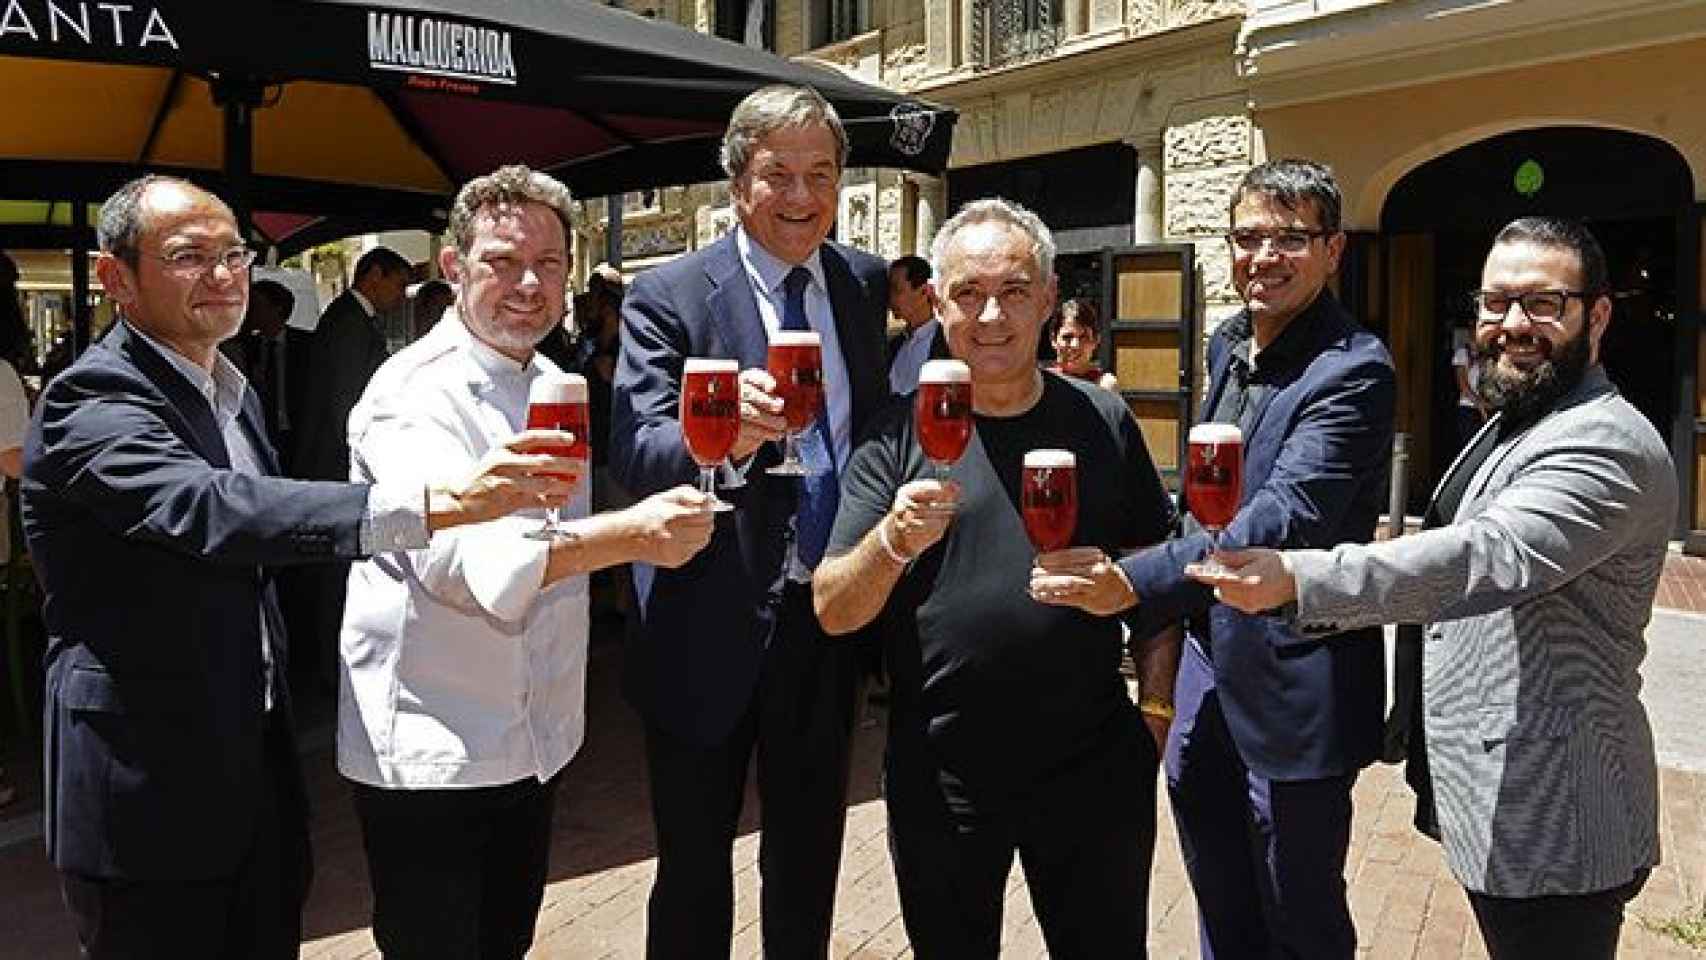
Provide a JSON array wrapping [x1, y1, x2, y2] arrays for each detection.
[[1469, 290, 1587, 325], [1225, 229, 1332, 255], [157, 246, 258, 277]]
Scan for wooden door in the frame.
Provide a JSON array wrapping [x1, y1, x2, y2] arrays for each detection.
[[1099, 245, 1196, 490], [1684, 203, 1705, 550], [1384, 232, 1435, 510]]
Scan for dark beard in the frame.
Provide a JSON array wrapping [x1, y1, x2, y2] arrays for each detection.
[[1474, 326, 1590, 429]]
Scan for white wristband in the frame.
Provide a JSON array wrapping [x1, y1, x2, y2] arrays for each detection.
[[875, 516, 913, 566]]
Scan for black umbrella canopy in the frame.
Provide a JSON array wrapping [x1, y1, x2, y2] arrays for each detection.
[[0, 0, 956, 249]]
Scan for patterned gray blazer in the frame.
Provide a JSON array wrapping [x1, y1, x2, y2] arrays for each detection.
[[1287, 365, 1673, 897]]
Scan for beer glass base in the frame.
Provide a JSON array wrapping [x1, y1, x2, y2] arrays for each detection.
[[522, 526, 579, 542], [765, 461, 809, 477], [1196, 554, 1235, 576], [703, 498, 736, 513]]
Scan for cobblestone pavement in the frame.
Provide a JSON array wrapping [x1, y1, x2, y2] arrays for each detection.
[[2, 629, 1702, 959]]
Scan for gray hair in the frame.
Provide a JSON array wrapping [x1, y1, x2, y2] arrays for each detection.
[[930, 197, 1057, 281], [98, 174, 230, 266], [448, 165, 577, 253], [719, 85, 849, 180]]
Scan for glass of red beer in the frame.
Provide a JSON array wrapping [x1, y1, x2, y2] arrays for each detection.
[[681, 357, 740, 513], [1185, 423, 1243, 575], [1022, 449, 1077, 553], [765, 330, 823, 477], [915, 359, 972, 483], [522, 373, 589, 541]]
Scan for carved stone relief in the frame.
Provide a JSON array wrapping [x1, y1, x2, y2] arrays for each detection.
[[838, 182, 879, 251]]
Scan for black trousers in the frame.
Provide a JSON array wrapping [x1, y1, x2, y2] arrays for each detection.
[[884, 714, 1159, 959], [350, 773, 562, 960], [60, 715, 310, 960], [643, 582, 860, 959], [1467, 869, 1649, 960]]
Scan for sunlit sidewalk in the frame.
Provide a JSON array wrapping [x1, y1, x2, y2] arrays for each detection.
[[2, 629, 1703, 959]]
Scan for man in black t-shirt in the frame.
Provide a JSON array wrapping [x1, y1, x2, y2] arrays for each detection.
[[814, 197, 1177, 958]]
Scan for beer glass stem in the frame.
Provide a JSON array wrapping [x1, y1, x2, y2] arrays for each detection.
[[524, 495, 576, 542], [699, 465, 719, 499], [1203, 527, 1226, 575]]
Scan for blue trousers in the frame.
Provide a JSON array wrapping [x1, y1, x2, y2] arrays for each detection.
[[1166, 640, 1359, 960]]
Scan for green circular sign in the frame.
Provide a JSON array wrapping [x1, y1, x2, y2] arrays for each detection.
[[1514, 159, 1544, 197]]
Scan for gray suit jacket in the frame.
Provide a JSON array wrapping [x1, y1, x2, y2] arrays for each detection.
[[1288, 365, 1672, 897]]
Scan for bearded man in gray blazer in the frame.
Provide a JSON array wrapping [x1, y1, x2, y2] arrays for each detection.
[[1194, 216, 1674, 960]]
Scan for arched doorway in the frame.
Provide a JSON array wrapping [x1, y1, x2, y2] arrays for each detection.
[[1376, 127, 1693, 513]]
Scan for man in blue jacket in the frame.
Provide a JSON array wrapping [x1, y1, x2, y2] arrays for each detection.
[[1035, 158, 1395, 958], [24, 175, 578, 959]]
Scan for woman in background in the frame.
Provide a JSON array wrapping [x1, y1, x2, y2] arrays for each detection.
[[1047, 297, 1120, 393]]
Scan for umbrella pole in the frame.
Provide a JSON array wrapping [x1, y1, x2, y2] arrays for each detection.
[[213, 77, 264, 242], [605, 197, 623, 271], [71, 200, 90, 359]]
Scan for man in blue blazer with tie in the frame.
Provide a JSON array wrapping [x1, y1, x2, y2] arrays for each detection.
[[610, 85, 889, 957], [23, 175, 579, 959], [1039, 159, 1396, 958]]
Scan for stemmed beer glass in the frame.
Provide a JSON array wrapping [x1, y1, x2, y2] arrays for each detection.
[[522, 374, 589, 541], [681, 358, 740, 513]]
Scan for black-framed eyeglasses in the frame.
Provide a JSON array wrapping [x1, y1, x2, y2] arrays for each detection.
[[1225, 229, 1333, 255], [157, 245, 259, 277], [1469, 289, 1588, 325]]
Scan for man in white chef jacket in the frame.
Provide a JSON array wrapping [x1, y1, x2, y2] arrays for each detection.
[[337, 165, 714, 960]]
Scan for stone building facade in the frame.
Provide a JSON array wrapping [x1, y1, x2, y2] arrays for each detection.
[[580, 0, 1250, 326], [579, 0, 1706, 545]]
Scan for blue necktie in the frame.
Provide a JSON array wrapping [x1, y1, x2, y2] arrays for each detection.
[[782, 267, 839, 569]]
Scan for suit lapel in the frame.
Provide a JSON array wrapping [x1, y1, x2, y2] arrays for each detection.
[[114, 322, 232, 469], [703, 235, 770, 371], [820, 244, 878, 429], [1450, 366, 1618, 520]]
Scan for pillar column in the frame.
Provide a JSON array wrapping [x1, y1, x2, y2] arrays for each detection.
[[1129, 135, 1163, 244]]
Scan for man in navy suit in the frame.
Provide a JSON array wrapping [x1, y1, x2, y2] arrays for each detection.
[[1038, 159, 1396, 958], [22, 175, 579, 959], [610, 85, 889, 957]]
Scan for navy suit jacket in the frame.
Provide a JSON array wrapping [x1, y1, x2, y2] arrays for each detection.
[[291, 290, 389, 481], [1120, 292, 1396, 780], [610, 234, 889, 745], [22, 322, 372, 880]]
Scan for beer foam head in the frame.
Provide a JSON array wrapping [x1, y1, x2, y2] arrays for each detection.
[[919, 359, 970, 384], [770, 331, 820, 347], [684, 357, 740, 374], [1189, 423, 1242, 444], [529, 373, 587, 403], [1024, 449, 1076, 469]]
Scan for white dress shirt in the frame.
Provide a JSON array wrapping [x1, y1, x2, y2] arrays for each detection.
[[888, 318, 938, 396], [738, 228, 852, 584], [338, 316, 592, 788]]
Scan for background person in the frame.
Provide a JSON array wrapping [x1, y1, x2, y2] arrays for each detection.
[[1046, 296, 1119, 392], [409, 278, 454, 342], [288, 245, 411, 693], [885, 253, 943, 396]]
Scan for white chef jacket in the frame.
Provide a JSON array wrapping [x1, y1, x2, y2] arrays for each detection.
[[337, 315, 591, 788]]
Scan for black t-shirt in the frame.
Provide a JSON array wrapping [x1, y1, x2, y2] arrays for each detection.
[[829, 373, 1174, 800]]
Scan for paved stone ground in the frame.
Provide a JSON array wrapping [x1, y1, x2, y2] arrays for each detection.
[[2, 552, 1703, 957], [2, 628, 1702, 959]]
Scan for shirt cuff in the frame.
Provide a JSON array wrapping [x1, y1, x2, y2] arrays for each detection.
[[360, 482, 431, 554]]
